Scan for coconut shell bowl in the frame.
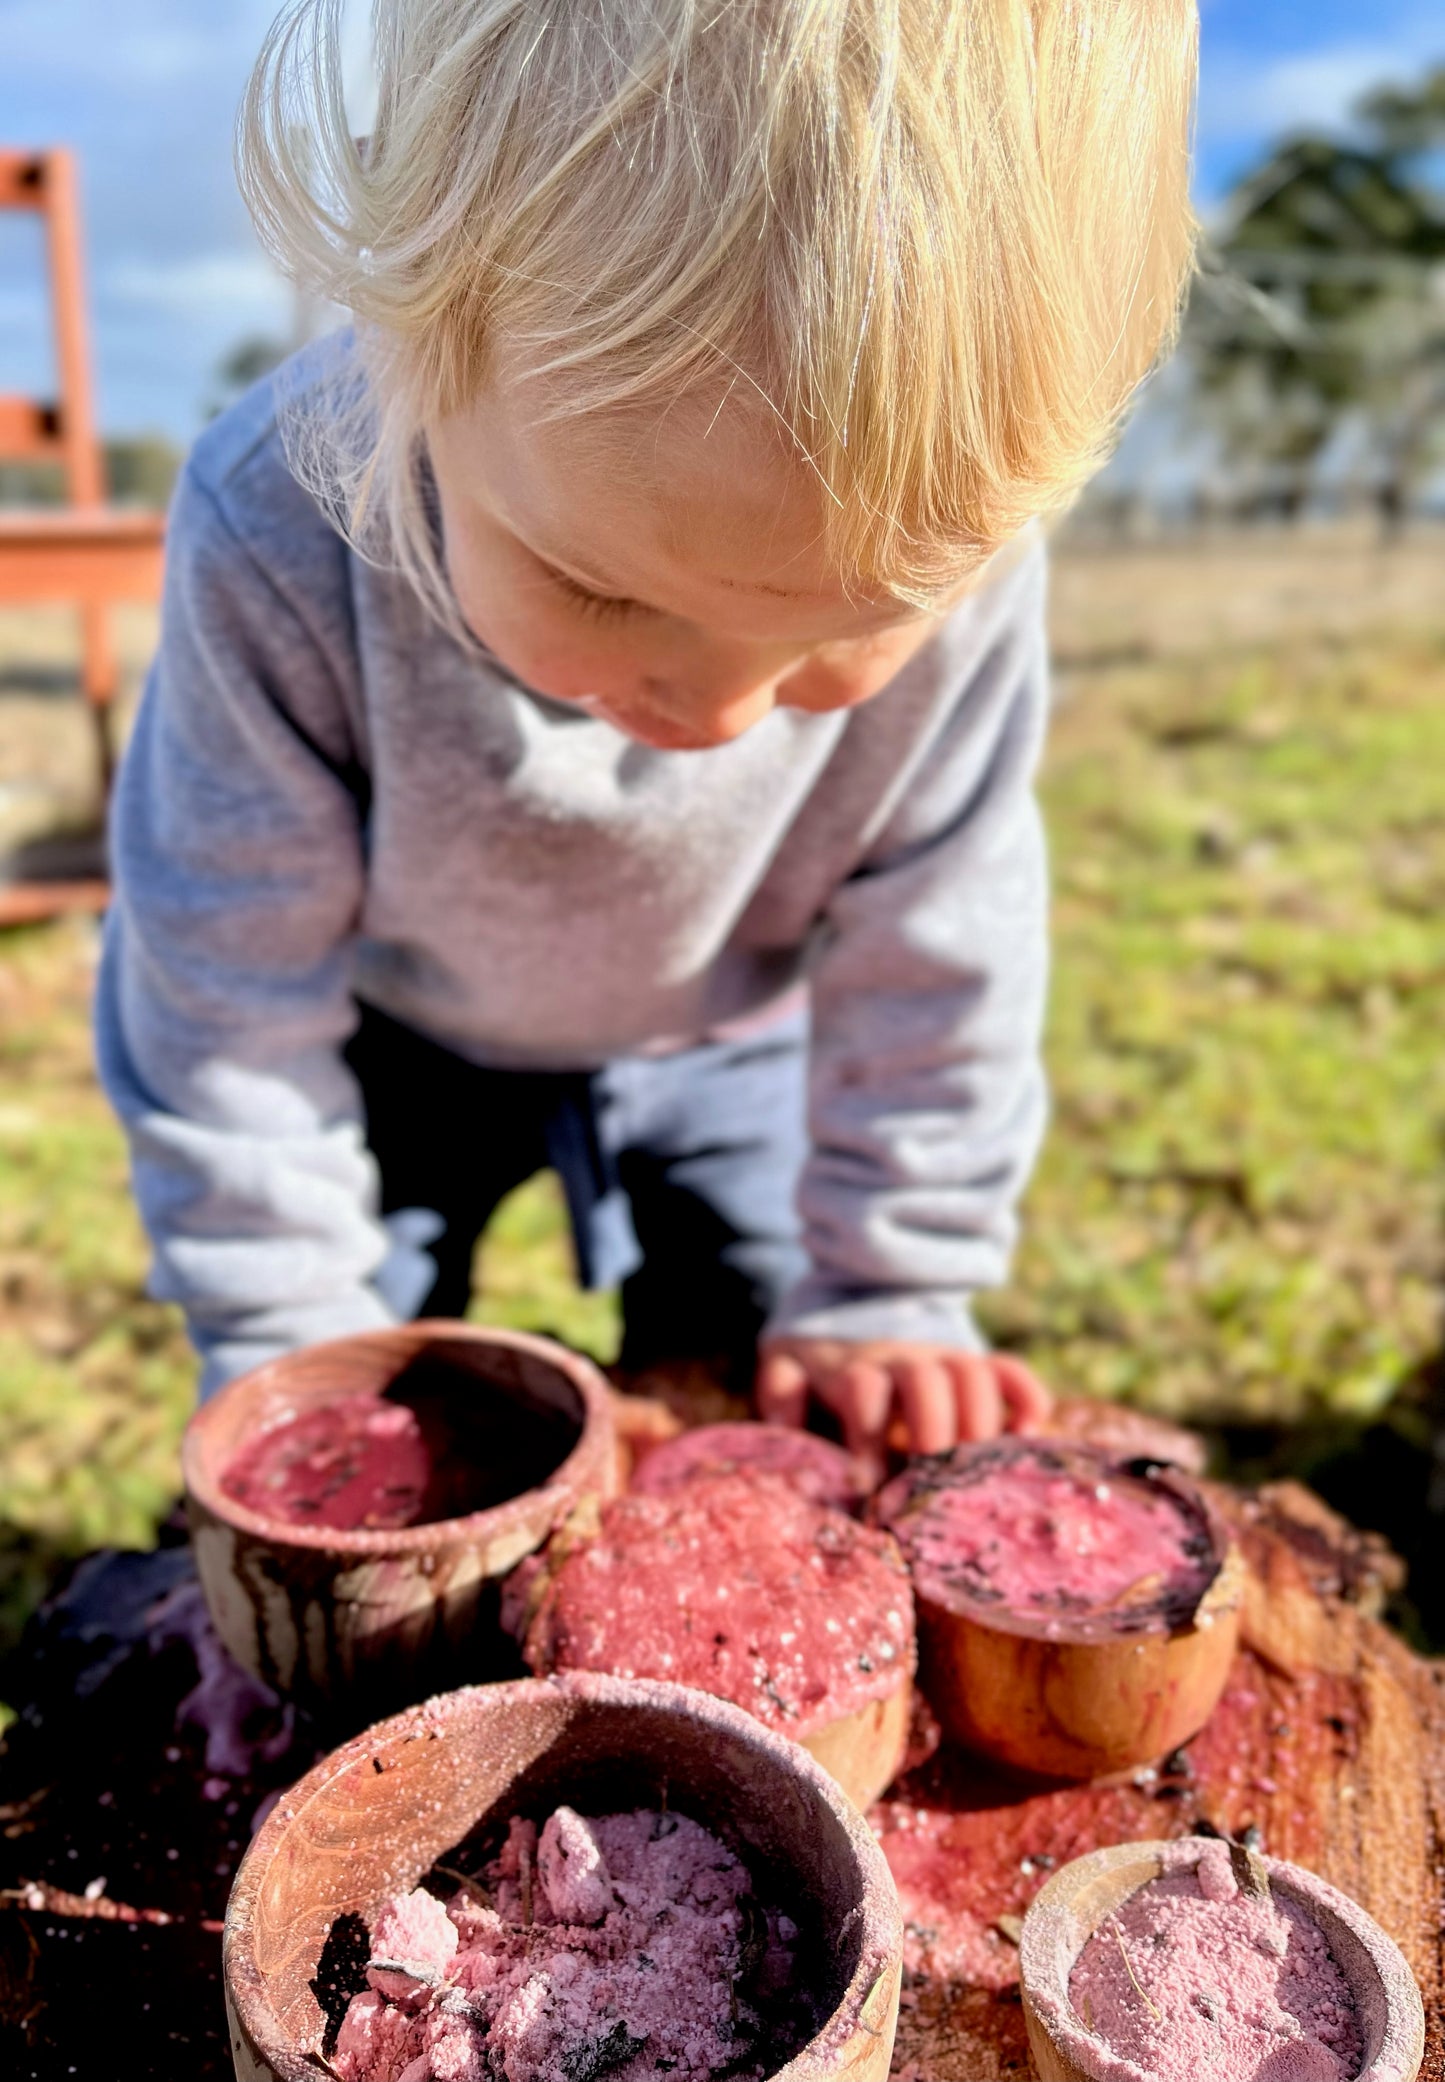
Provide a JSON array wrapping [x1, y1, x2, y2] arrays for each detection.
[[1018, 1837, 1425, 2082], [224, 1670, 904, 2082], [184, 1324, 616, 1722], [875, 1438, 1244, 1780]]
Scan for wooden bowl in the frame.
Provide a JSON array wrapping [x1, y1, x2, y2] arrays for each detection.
[[223, 1670, 903, 2081], [1019, 1837, 1425, 2082], [793, 1680, 912, 1814], [627, 1420, 869, 1512], [876, 1440, 1244, 1780], [1043, 1397, 1207, 1477], [184, 1324, 616, 1721], [512, 1482, 915, 1810]]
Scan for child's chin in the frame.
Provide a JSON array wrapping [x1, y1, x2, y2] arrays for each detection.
[[619, 718, 729, 751]]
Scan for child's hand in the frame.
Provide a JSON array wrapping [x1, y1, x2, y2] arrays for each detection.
[[756, 1335, 1051, 1479]]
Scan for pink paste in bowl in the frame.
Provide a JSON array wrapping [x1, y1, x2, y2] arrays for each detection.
[[219, 1365, 579, 1533], [222, 1396, 439, 1531], [519, 1473, 913, 1739], [629, 1422, 864, 1513], [330, 1804, 802, 2082], [1067, 1841, 1362, 2082], [876, 1439, 1220, 1639]]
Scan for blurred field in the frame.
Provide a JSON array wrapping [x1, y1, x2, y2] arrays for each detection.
[[2, 525, 1444, 1667]]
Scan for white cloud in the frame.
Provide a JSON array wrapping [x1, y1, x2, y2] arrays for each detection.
[[0, 0, 275, 91], [107, 252, 292, 320], [1200, 19, 1445, 145]]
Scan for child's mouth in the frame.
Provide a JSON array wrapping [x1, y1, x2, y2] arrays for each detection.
[[571, 694, 731, 752]]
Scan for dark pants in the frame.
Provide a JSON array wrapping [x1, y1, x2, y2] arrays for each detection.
[[344, 1001, 809, 1387]]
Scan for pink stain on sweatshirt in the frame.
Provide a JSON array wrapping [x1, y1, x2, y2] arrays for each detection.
[[1067, 1842, 1362, 2081], [879, 1441, 1216, 1633], [331, 1806, 798, 2082]]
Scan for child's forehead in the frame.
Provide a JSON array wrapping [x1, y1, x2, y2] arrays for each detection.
[[440, 373, 902, 620]]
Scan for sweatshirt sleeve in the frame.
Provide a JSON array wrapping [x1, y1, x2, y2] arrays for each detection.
[[765, 539, 1051, 1351], [96, 459, 395, 1399]]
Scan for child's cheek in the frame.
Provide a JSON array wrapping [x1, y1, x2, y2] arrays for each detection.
[[780, 653, 901, 716], [470, 598, 641, 708]]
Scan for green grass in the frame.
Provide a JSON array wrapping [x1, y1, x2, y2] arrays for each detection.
[[2, 625, 1444, 1664], [979, 632, 1445, 1429], [0, 926, 197, 1656]]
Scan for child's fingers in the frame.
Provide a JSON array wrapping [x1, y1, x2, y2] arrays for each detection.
[[897, 1357, 959, 1456], [836, 1360, 894, 1461], [756, 1349, 811, 1429], [948, 1353, 1004, 1442], [990, 1354, 1052, 1432]]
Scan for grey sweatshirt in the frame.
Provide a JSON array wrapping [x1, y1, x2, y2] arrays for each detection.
[[96, 359, 1050, 1398]]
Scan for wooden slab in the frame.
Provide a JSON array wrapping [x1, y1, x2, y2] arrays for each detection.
[[2, 1397, 1441, 2079], [874, 1477, 1445, 2079]]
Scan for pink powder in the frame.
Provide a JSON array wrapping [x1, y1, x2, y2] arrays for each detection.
[[877, 1441, 1216, 1635], [630, 1423, 863, 1512], [331, 1805, 799, 2082], [520, 1474, 913, 1738], [367, 1889, 460, 2005], [335, 1991, 427, 2081], [1067, 1843, 1362, 2082]]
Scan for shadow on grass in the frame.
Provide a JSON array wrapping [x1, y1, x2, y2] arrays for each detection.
[[0, 1525, 86, 1687], [1213, 1351, 1445, 1652], [0, 1510, 194, 1718]]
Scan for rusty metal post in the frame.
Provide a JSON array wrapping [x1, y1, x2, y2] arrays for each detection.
[[40, 149, 117, 785]]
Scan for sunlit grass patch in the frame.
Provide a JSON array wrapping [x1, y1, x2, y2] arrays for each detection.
[[979, 632, 1445, 1425]]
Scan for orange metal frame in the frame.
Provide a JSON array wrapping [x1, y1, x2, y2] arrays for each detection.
[[0, 147, 166, 924]]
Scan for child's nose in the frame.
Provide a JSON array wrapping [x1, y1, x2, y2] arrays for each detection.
[[643, 670, 782, 742]]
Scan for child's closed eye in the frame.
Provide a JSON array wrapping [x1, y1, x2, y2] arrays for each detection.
[[545, 564, 650, 624]]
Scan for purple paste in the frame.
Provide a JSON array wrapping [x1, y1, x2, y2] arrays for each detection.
[[332, 1805, 799, 2082], [1068, 1842, 1362, 2082]]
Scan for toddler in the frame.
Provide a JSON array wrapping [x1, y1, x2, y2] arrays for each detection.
[[99, 0, 1198, 1468]]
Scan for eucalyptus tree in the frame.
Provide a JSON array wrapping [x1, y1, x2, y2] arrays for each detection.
[[1187, 66, 1445, 526]]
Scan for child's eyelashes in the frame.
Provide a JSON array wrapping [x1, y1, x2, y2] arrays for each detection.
[[545, 564, 648, 623]]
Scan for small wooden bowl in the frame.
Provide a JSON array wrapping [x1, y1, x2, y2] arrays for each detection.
[[1019, 1837, 1425, 2082], [513, 1485, 915, 1810], [876, 1441, 1244, 1780], [794, 1680, 912, 1814], [628, 1420, 869, 1512], [184, 1324, 616, 1720], [223, 1670, 904, 2081]]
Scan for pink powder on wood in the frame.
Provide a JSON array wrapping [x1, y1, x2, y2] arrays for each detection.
[[520, 1473, 913, 1738], [630, 1423, 863, 1512], [878, 1441, 1216, 1635], [1067, 1842, 1362, 2081], [330, 1805, 798, 2082]]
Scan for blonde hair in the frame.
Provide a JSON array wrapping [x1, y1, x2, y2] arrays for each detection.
[[240, 0, 1198, 617]]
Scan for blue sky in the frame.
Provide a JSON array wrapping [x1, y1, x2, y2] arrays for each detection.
[[1, 0, 1442, 440]]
